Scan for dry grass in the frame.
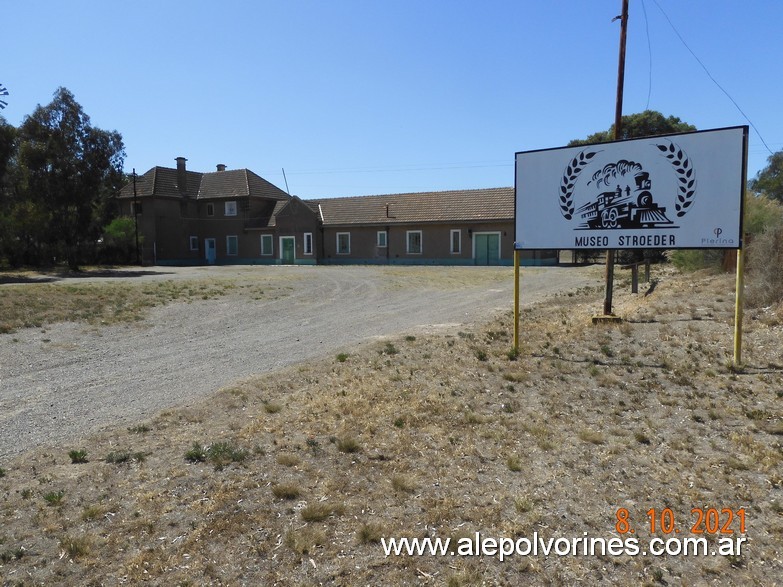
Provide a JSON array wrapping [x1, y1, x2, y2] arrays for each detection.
[[0, 273, 292, 333], [0, 267, 781, 585]]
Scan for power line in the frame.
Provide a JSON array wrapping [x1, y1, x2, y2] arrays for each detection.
[[650, 0, 774, 156], [282, 161, 511, 176], [639, 0, 653, 111]]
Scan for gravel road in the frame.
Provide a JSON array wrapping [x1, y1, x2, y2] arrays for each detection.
[[0, 265, 600, 459]]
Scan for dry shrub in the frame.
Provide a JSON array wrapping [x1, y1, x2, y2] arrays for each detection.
[[746, 225, 783, 307]]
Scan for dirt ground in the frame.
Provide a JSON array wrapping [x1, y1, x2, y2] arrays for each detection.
[[0, 265, 599, 460], [0, 264, 781, 586]]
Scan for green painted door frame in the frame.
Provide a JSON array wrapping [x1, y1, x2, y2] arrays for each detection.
[[474, 233, 501, 266], [280, 236, 295, 264]]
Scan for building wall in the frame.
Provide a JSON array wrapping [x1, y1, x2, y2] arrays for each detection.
[[321, 222, 522, 265], [122, 196, 556, 267], [121, 197, 201, 265], [124, 195, 321, 265], [271, 199, 320, 264]]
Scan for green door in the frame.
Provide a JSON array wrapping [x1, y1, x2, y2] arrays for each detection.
[[281, 237, 295, 264], [474, 233, 500, 266]]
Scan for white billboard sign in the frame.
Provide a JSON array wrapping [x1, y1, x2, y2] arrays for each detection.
[[515, 126, 747, 250]]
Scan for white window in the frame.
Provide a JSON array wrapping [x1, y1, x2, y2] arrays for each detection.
[[377, 230, 388, 247], [226, 235, 238, 256], [189, 236, 199, 251], [337, 232, 351, 255], [206, 203, 214, 217], [304, 232, 313, 255], [225, 201, 237, 216], [450, 229, 461, 254], [406, 230, 422, 254], [260, 234, 273, 256]]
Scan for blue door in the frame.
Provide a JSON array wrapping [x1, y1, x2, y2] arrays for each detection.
[[205, 238, 216, 265]]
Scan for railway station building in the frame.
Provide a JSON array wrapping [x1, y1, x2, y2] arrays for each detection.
[[117, 157, 557, 267]]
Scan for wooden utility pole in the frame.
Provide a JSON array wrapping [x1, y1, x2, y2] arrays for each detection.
[[132, 169, 140, 265], [603, 0, 629, 316]]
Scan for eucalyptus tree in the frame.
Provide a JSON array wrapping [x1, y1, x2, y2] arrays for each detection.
[[16, 87, 125, 268]]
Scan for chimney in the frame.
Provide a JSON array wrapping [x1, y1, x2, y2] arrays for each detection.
[[175, 157, 188, 195], [216, 163, 226, 172]]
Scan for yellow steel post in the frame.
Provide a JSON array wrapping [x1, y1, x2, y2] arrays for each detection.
[[514, 250, 520, 354], [733, 247, 744, 368]]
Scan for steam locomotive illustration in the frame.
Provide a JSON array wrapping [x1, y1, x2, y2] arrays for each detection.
[[576, 171, 673, 229]]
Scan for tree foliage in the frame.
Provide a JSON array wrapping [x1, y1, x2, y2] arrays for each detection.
[[568, 111, 696, 264], [743, 193, 783, 237], [749, 150, 783, 203], [568, 110, 696, 146], [102, 216, 139, 263], [0, 88, 125, 268]]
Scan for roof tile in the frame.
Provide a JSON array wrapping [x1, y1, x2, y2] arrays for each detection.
[[310, 187, 514, 226]]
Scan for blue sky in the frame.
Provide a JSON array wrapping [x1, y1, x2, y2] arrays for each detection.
[[3, 1, 781, 198]]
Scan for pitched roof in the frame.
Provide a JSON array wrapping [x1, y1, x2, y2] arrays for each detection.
[[244, 200, 289, 229], [245, 196, 318, 229], [310, 187, 514, 226], [119, 167, 202, 199], [198, 169, 289, 201], [119, 167, 290, 201]]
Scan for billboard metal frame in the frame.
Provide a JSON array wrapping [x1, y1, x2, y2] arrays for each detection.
[[512, 125, 749, 368], [514, 126, 749, 251]]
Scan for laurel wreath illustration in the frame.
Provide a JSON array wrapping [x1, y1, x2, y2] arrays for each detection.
[[655, 141, 695, 217], [558, 149, 598, 220], [559, 142, 696, 220]]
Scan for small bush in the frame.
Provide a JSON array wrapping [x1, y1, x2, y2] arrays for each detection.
[[285, 527, 327, 554], [464, 412, 486, 425], [0, 548, 24, 563], [276, 453, 301, 467], [669, 249, 723, 272], [0, 467, 6, 478], [105, 451, 145, 464], [507, 456, 523, 472], [391, 474, 417, 493], [82, 504, 109, 522], [206, 441, 248, 469], [358, 522, 385, 544], [306, 437, 321, 455], [68, 449, 88, 464], [746, 225, 783, 307], [184, 443, 207, 463], [337, 437, 361, 454], [186, 441, 247, 469], [272, 484, 301, 500], [264, 402, 283, 414], [515, 496, 534, 514], [381, 342, 398, 356], [60, 535, 92, 559], [336, 353, 349, 362], [634, 431, 652, 445], [301, 502, 342, 522], [744, 193, 783, 236], [43, 490, 65, 506], [128, 424, 151, 434], [578, 429, 605, 445]]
